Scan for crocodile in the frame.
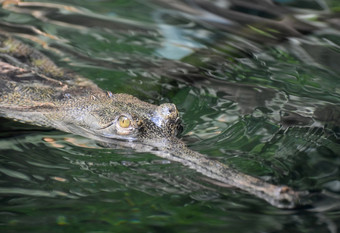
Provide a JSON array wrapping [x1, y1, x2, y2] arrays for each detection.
[[0, 34, 304, 208]]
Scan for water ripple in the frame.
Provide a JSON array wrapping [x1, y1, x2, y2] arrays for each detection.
[[0, 187, 77, 199]]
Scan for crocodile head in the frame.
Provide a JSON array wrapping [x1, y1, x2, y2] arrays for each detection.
[[65, 93, 182, 143]]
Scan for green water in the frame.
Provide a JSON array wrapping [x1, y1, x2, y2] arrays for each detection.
[[1, 0, 340, 232]]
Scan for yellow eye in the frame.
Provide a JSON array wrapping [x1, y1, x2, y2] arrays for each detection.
[[118, 115, 131, 128]]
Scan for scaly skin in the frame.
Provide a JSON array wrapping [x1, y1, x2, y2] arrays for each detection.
[[0, 34, 303, 208]]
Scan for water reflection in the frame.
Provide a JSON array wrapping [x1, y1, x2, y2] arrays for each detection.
[[152, 0, 320, 42], [0, 0, 340, 232]]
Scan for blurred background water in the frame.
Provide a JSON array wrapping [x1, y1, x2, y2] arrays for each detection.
[[0, 0, 340, 232]]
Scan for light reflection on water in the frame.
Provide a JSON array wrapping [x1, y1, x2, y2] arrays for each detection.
[[1, 0, 340, 232]]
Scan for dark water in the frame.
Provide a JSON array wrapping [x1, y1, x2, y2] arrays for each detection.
[[1, 0, 340, 232]]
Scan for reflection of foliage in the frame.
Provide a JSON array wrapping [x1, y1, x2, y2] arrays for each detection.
[[329, 0, 340, 11], [247, 25, 278, 39], [275, 0, 340, 12]]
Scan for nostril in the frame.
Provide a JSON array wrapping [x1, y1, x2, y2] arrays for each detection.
[[157, 103, 178, 119], [152, 103, 180, 129], [167, 104, 176, 113]]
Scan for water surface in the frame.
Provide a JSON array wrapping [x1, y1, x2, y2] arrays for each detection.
[[1, 0, 340, 232]]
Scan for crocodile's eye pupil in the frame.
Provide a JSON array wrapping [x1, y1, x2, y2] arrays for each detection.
[[118, 115, 131, 128]]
